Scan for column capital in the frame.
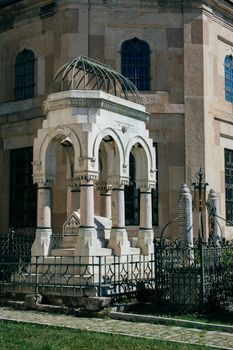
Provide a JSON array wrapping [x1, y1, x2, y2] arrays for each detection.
[[67, 178, 80, 188], [136, 181, 155, 191], [96, 183, 112, 194], [73, 171, 98, 182], [108, 176, 129, 187], [33, 175, 55, 187]]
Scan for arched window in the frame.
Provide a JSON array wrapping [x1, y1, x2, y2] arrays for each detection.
[[14, 49, 35, 101], [224, 55, 233, 103], [121, 38, 150, 91]]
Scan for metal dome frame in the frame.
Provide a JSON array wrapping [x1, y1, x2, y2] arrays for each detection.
[[52, 55, 141, 103]]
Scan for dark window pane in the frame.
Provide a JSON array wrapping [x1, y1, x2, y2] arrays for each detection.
[[125, 153, 140, 225], [225, 148, 233, 225], [121, 38, 150, 91], [14, 49, 35, 101], [10, 147, 37, 228], [224, 55, 233, 103]]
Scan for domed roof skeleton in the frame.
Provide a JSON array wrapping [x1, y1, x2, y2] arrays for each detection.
[[52, 55, 141, 103]]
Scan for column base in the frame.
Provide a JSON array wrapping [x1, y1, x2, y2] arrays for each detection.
[[107, 228, 131, 256], [136, 229, 154, 255], [31, 228, 52, 257], [74, 227, 99, 257]]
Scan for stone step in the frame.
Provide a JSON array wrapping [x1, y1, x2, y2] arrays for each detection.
[[95, 248, 112, 256], [59, 241, 77, 249], [43, 256, 75, 265], [129, 247, 141, 255], [13, 273, 97, 285], [50, 248, 75, 257], [4, 283, 94, 296]]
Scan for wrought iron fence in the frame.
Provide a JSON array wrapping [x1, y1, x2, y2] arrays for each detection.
[[0, 230, 232, 311], [0, 229, 35, 263], [0, 254, 155, 299], [154, 239, 233, 312]]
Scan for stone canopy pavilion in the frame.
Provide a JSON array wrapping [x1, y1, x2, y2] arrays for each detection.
[[31, 56, 157, 259]]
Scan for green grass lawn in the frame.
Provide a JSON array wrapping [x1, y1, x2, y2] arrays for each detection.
[[0, 320, 221, 350]]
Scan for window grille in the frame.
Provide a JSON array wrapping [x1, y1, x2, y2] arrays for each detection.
[[14, 49, 35, 101], [224, 55, 233, 103], [121, 37, 150, 91], [10, 147, 37, 228], [225, 148, 233, 225]]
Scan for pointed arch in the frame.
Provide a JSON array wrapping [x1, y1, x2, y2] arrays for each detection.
[[33, 125, 82, 178], [125, 136, 155, 182], [93, 128, 125, 177]]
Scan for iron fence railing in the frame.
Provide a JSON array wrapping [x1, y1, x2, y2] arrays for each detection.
[[0, 230, 232, 311], [0, 254, 156, 299], [154, 239, 233, 311], [0, 229, 35, 263]]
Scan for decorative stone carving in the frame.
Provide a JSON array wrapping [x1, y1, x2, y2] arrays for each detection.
[[63, 212, 80, 236]]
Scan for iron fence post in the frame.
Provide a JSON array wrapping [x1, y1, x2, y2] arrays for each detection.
[[154, 240, 158, 293], [200, 242, 205, 309], [98, 256, 102, 297], [35, 256, 39, 294]]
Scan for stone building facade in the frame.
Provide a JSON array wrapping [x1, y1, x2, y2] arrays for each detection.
[[0, 0, 233, 240]]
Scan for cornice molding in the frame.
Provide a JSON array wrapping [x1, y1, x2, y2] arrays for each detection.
[[44, 97, 149, 122]]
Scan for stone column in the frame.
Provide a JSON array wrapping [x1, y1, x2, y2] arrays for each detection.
[[31, 180, 53, 257], [70, 184, 80, 213], [80, 179, 95, 227], [112, 184, 125, 228], [208, 189, 221, 245], [137, 184, 154, 255], [108, 182, 130, 256], [178, 184, 194, 248], [75, 178, 98, 256], [97, 184, 112, 218]]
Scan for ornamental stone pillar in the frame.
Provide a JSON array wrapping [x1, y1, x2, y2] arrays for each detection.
[[178, 184, 194, 248], [96, 184, 112, 218], [208, 189, 221, 245], [136, 183, 154, 255], [108, 180, 130, 256], [31, 179, 53, 257]]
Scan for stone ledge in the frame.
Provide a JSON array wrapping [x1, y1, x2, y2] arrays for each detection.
[[109, 311, 233, 334]]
